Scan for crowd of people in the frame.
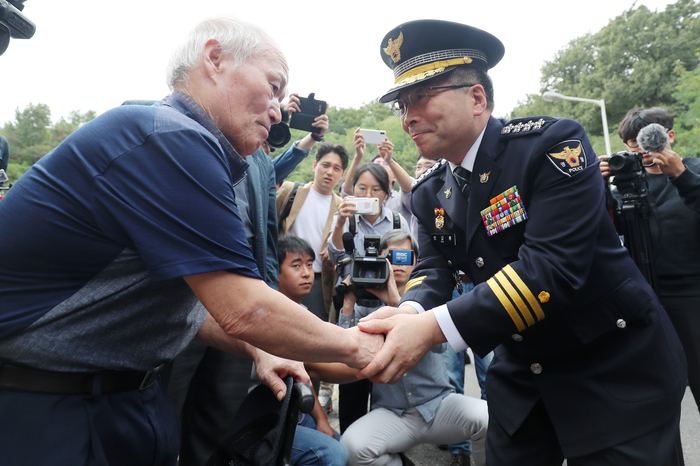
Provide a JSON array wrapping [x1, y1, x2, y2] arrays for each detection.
[[0, 13, 696, 466]]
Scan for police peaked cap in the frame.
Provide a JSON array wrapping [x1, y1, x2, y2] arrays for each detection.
[[378, 19, 505, 103]]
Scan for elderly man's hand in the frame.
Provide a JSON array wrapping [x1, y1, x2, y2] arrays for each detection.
[[345, 326, 384, 370], [356, 310, 445, 384], [253, 349, 311, 402]]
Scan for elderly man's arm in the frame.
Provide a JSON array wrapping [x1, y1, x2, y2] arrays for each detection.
[[187, 271, 382, 368]]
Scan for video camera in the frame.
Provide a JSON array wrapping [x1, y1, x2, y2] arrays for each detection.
[[0, 0, 35, 56], [607, 151, 646, 196], [336, 233, 390, 307]]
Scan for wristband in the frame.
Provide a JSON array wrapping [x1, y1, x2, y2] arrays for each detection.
[[310, 132, 324, 142]]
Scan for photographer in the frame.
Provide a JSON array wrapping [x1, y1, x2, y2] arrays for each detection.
[[312, 230, 488, 466], [601, 107, 700, 412]]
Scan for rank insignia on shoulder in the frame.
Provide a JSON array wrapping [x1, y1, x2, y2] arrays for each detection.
[[500, 117, 550, 136], [412, 159, 447, 190], [480, 186, 528, 237], [546, 139, 587, 177]]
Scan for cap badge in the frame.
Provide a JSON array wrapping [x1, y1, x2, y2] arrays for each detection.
[[444, 187, 452, 199], [383, 31, 404, 63], [479, 172, 490, 183]]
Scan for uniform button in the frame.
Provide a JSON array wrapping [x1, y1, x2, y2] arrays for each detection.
[[530, 363, 542, 374], [512, 334, 523, 342], [407, 392, 412, 396], [447, 260, 453, 267], [475, 257, 485, 268], [616, 319, 627, 329]]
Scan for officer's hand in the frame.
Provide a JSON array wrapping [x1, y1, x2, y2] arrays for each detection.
[[599, 156, 611, 181], [253, 349, 311, 401], [356, 310, 445, 384], [651, 147, 685, 179], [361, 304, 418, 321]]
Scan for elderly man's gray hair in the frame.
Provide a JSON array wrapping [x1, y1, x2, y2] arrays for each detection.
[[166, 16, 288, 91], [380, 229, 419, 255]]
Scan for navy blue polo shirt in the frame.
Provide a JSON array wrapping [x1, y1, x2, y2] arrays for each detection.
[[0, 93, 261, 371]]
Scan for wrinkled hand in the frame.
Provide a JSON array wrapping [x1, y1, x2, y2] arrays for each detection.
[[357, 311, 445, 384], [253, 349, 311, 401], [345, 325, 384, 370], [378, 138, 394, 161], [361, 304, 418, 322], [353, 128, 366, 160], [599, 156, 611, 181], [650, 147, 685, 178]]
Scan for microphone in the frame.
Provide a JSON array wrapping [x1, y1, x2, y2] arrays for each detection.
[[637, 123, 669, 153]]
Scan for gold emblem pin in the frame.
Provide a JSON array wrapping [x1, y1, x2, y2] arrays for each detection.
[[435, 207, 445, 230], [479, 172, 491, 183], [383, 31, 404, 63], [538, 291, 550, 303], [444, 187, 452, 199]]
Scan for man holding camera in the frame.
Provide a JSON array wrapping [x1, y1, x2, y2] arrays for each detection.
[[357, 19, 686, 465], [0, 16, 382, 465], [601, 107, 700, 416]]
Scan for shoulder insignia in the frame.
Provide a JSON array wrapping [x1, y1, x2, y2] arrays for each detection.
[[546, 139, 587, 177], [500, 117, 554, 136], [412, 159, 447, 191]]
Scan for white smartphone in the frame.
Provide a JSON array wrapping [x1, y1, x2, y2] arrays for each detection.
[[351, 197, 380, 215], [359, 128, 387, 145]]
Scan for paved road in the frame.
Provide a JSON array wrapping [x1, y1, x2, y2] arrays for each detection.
[[328, 348, 700, 465]]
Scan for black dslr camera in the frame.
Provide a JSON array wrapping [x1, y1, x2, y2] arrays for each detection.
[[0, 0, 35, 56], [336, 234, 390, 307], [266, 93, 326, 149]]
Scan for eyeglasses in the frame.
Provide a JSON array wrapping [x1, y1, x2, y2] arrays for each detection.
[[391, 84, 476, 118]]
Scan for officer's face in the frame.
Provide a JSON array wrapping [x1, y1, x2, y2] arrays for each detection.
[[398, 76, 487, 164]]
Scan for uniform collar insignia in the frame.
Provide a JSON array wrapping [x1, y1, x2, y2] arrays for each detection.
[[444, 187, 452, 199], [383, 31, 404, 63], [479, 172, 490, 183]]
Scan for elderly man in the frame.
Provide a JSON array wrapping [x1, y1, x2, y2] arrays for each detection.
[[0, 17, 380, 466], [358, 20, 686, 466]]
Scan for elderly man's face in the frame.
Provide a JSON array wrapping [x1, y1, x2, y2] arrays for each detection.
[[213, 50, 287, 156]]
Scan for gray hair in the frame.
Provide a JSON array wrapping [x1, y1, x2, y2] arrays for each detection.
[[380, 229, 419, 255], [449, 67, 495, 112], [166, 16, 288, 91]]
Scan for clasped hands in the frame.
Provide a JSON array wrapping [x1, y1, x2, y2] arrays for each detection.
[[352, 305, 447, 384]]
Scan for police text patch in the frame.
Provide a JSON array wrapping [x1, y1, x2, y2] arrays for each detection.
[[546, 140, 587, 177]]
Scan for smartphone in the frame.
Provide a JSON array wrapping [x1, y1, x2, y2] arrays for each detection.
[[351, 197, 380, 215], [388, 249, 413, 265], [290, 93, 327, 133], [359, 128, 387, 145]]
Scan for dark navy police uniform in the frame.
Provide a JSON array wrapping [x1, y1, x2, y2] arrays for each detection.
[[403, 114, 687, 463]]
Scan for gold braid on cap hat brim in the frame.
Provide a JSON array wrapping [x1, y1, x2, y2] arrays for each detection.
[[394, 57, 473, 86]]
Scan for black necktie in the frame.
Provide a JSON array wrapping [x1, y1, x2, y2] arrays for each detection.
[[453, 166, 471, 200]]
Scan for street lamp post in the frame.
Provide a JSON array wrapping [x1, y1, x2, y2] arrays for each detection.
[[542, 91, 612, 156]]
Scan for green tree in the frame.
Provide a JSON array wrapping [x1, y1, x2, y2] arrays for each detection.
[[0, 104, 96, 184], [673, 55, 700, 158], [511, 0, 700, 145]]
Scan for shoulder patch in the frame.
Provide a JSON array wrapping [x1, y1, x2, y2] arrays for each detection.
[[545, 139, 587, 177], [412, 159, 447, 191], [500, 117, 554, 137]]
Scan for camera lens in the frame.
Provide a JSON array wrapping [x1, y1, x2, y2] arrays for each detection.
[[267, 122, 291, 148]]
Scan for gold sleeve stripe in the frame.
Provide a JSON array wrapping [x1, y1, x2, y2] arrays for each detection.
[[405, 276, 426, 292], [487, 277, 526, 332], [494, 271, 536, 327], [503, 265, 545, 321]]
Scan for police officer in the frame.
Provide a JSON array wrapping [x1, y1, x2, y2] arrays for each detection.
[[357, 19, 687, 466]]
